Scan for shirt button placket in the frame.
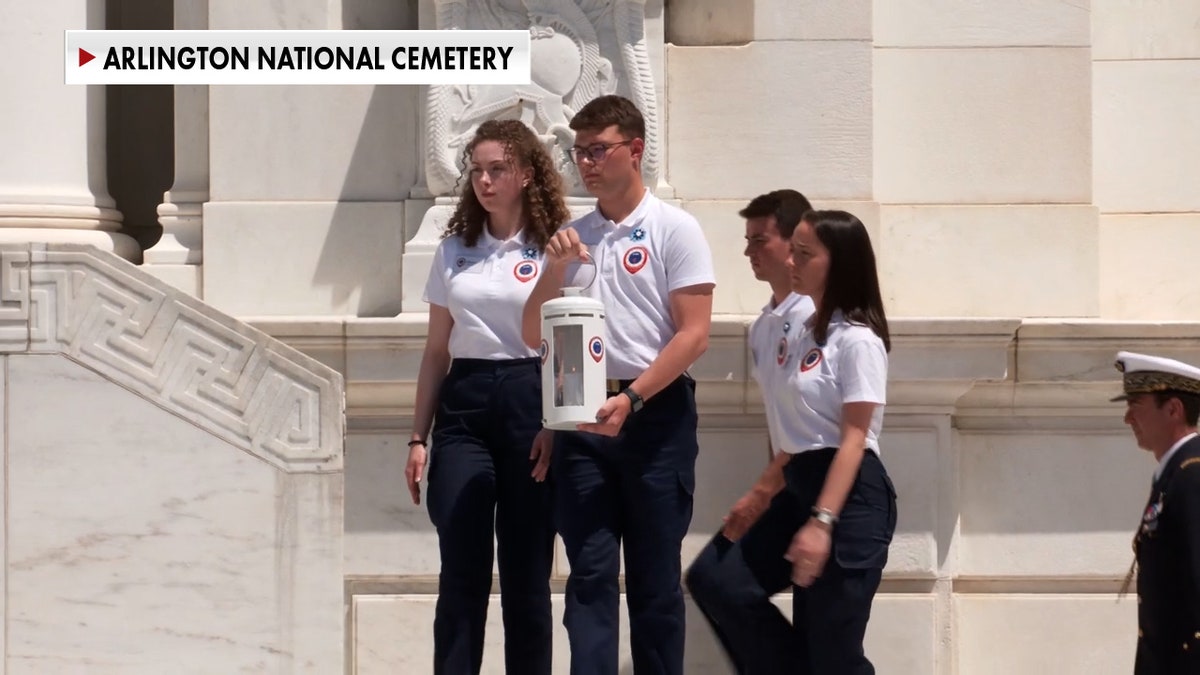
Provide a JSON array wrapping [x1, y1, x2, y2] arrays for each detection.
[[491, 248, 503, 282]]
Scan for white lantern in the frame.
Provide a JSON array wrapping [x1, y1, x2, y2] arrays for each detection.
[[540, 286, 607, 430]]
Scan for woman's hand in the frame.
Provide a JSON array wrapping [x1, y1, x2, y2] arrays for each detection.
[[405, 442, 428, 505], [785, 519, 832, 587]]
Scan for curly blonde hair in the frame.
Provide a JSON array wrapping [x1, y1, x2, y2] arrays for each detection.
[[443, 119, 570, 250]]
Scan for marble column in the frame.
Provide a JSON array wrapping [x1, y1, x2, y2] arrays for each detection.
[[0, 0, 139, 261], [142, 0, 208, 296]]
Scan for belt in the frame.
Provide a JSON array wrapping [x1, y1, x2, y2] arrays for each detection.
[[448, 357, 539, 374], [606, 378, 634, 394]]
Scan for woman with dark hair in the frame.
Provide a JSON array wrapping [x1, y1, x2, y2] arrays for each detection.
[[686, 209, 898, 674], [404, 119, 570, 675]]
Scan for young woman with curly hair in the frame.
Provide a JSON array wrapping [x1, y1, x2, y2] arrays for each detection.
[[405, 119, 570, 675]]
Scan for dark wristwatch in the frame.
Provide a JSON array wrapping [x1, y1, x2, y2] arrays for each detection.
[[620, 387, 644, 413]]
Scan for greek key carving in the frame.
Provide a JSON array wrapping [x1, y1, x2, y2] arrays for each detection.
[[0, 244, 342, 472]]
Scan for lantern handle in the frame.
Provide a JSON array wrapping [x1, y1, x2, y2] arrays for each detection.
[[561, 257, 598, 297]]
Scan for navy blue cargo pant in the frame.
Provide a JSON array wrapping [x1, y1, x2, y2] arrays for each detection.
[[552, 375, 699, 675], [427, 357, 555, 675], [685, 447, 898, 675]]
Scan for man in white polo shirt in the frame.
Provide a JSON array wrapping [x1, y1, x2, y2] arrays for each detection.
[[684, 189, 816, 669], [522, 94, 715, 675]]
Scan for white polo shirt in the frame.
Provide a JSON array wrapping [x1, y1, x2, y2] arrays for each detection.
[[423, 227, 543, 361], [748, 292, 816, 454], [561, 189, 715, 379], [769, 310, 888, 455]]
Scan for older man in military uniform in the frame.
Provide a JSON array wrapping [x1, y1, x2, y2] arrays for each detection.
[[1113, 351, 1200, 674]]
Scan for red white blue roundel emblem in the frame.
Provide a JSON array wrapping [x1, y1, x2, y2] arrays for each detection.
[[622, 246, 649, 274], [539, 339, 548, 364], [776, 337, 788, 366], [514, 260, 538, 282], [800, 348, 823, 372], [589, 336, 605, 363]]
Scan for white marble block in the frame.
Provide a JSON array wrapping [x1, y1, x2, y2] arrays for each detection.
[[1099, 214, 1200, 320], [955, 596, 1137, 674], [874, 47, 1091, 204], [874, 0, 1090, 47], [203, 201, 406, 318], [1092, 0, 1200, 60], [667, 41, 872, 201], [956, 430, 1148, 577], [1093, 61, 1200, 213], [876, 205, 1099, 317]]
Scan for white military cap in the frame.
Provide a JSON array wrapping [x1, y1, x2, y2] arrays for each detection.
[[1112, 351, 1200, 402]]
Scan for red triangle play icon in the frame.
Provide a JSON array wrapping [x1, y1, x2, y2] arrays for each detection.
[[78, 48, 95, 67]]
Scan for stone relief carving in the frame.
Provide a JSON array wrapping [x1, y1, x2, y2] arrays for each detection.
[[426, 0, 660, 197], [0, 245, 343, 473]]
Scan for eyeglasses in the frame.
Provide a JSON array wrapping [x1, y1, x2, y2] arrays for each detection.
[[569, 140, 634, 164]]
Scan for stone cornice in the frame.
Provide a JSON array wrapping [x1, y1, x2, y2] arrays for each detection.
[[0, 244, 345, 473], [249, 315, 1200, 430], [954, 319, 1200, 431], [1015, 319, 1200, 383], [254, 314, 1023, 420]]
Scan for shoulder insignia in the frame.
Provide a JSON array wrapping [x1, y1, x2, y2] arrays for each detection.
[[1181, 457, 1200, 470]]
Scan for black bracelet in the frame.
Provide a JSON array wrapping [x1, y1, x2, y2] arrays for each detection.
[[407, 439, 426, 448]]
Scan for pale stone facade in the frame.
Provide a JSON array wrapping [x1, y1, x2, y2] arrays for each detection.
[[2, 0, 1199, 673], [0, 244, 344, 673]]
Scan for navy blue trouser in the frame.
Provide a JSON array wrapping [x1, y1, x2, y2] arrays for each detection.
[[685, 448, 898, 675], [552, 375, 699, 675], [427, 357, 555, 675]]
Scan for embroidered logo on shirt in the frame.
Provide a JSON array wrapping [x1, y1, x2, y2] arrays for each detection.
[[539, 339, 549, 364], [589, 336, 605, 363], [514, 260, 538, 282], [783, 321, 791, 334], [622, 246, 649, 274], [522, 246, 539, 260], [776, 337, 789, 366], [800, 348, 823, 372], [630, 227, 646, 242], [453, 254, 483, 273]]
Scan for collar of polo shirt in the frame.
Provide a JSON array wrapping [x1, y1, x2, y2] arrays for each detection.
[[764, 292, 809, 317], [479, 224, 528, 250], [587, 187, 654, 231]]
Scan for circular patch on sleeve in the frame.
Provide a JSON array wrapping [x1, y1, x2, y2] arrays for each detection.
[[800, 348, 824, 372]]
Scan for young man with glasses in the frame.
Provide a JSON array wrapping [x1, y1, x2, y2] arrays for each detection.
[[522, 94, 716, 675]]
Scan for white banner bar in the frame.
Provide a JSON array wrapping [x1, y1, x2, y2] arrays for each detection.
[[64, 30, 532, 85]]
